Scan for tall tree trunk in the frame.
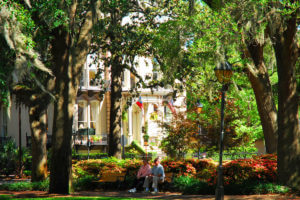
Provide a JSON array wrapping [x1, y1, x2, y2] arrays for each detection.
[[271, 14, 300, 189], [245, 40, 278, 153], [49, 1, 100, 194], [29, 104, 48, 181], [49, 28, 73, 194], [108, 55, 122, 158]]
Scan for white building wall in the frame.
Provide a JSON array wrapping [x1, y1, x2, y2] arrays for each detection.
[[6, 100, 31, 147]]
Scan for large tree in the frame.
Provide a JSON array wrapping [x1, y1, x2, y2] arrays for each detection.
[[2, 0, 102, 193], [46, 0, 101, 193], [96, 0, 171, 157], [153, 0, 299, 188], [0, 1, 53, 181], [201, 0, 279, 153], [267, 1, 300, 188], [193, 0, 299, 188]]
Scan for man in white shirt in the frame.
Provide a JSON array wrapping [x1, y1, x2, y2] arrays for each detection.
[[143, 157, 165, 194]]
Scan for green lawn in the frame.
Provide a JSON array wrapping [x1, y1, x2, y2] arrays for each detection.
[[0, 195, 159, 200]]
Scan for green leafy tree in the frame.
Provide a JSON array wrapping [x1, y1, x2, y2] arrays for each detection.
[[1, 0, 102, 193], [151, 1, 263, 151], [164, 0, 299, 188], [94, 0, 178, 157], [0, 1, 53, 182]]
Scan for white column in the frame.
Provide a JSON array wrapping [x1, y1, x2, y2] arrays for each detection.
[[125, 69, 130, 89], [87, 102, 91, 128], [128, 105, 133, 144], [140, 111, 143, 144]]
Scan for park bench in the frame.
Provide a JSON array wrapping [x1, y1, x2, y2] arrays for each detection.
[[159, 172, 175, 191], [95, 170, 127, 189], [94, 170, 174, 191]]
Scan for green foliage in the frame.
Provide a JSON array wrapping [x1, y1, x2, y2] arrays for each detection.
[[160, 103, 257, 158], [73, 175, 98, 191], [126, 140, 146, 155], [0, 179, 49, 191], [0, 35, 15, 104], [223, 181, 291, 195], [0, 138, 18, 176], [173, 176, 214, 194], [159, 112, 195, 159], [31, 1, 70, 30], [253, 182, 290, 194]]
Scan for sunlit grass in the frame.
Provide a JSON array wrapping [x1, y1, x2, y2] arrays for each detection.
[[0, 195, 161, 200]]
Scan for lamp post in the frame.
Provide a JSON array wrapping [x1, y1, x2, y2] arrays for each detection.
[[214, 61, 233, 200], [196, 100, 203, 159]]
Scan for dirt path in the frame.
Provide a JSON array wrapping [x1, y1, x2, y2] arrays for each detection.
[[0, 190, 299, 200]]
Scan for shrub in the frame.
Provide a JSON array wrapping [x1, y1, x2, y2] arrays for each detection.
[[223, 181, 290, 195], [253, 182, 290, 194], [208, 154, 277, 186], [0, 180, 49, 191], [173, 176, 214, 194], [73, 175, 98, 191], [71, 154, 280, 194], [161, 159, 197, 177], [0, 138, 18, 176], [186, 158, 216, 180]]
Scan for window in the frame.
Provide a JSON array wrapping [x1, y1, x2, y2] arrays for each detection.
[[78, 101, 88, 129], [89, 69, 101, 86], [80, 54, 104, 88], [76, 100, 100, 134]]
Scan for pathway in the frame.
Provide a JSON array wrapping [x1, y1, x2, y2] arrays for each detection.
[[0, 190, 299, 200]]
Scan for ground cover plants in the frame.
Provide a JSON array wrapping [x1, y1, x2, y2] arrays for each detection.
[[0, 154, 294, 195], [0, 180, 49, 191]]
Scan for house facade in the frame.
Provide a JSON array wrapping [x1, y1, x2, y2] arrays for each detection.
[[0, 55, 186, 154]]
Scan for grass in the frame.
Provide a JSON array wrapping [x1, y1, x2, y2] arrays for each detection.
[[0, 196, 160, 200]]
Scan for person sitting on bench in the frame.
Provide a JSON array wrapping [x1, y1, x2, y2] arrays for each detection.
[[143, 157, 165, 194], [128, 158, 151, 193]]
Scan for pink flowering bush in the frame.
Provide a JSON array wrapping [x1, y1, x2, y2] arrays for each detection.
[[161, 160, 197, 177], [186, 158, 216, 181], [208, 154, 277, 186]]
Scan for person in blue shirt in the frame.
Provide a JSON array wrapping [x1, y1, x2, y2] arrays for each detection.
[[143, 157, 165, 194]]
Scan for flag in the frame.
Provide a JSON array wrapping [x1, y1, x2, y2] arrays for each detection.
[[136, 96, 143, 110], [167, 99, 176, 114]]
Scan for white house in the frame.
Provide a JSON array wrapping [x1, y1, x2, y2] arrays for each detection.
[[0, 55, 186, 155]]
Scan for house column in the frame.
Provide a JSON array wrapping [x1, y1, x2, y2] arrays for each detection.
[[128, 105, 133, 144], [140, 110, 143, 144]]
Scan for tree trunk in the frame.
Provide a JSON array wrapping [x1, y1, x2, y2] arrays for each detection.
[[29, 105, 48, 181], [49, 27, 73, 194], [49, 1, 100, 194], [108, 55, 123, 158], [245, 40, 278, 154], [271, 14, 300, 189]]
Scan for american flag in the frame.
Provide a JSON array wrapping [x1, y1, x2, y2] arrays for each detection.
[[136, 96, 143, 110]]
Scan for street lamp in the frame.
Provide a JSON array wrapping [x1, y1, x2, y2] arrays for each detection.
[[196, 100, 203, 159], [214, 61, 233, 200], [196, 100, 203, 114]]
